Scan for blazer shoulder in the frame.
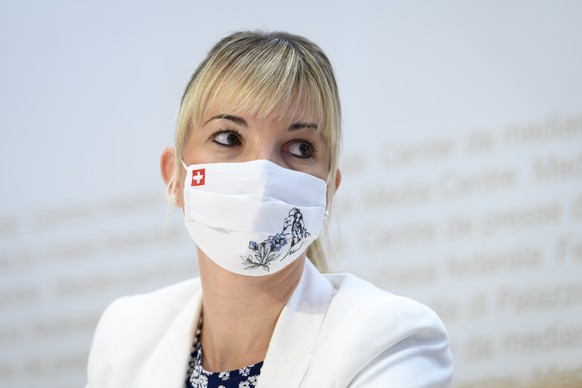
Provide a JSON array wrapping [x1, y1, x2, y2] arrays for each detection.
[[98, 278, 201, 328], [318, 273, 453, 387], [325, 272, 444, 331], [96, 277, 201, 338], [87, 278, 202, 387]]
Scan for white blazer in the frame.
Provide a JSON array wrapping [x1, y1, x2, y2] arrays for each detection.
[[86, 261, 453, 387]]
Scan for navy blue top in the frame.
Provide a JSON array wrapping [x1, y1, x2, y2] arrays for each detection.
[[186, 343, 263, 388]]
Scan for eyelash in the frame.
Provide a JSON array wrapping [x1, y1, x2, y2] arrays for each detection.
[[210, 128, 241, 145], [290, 138, 318, 158]]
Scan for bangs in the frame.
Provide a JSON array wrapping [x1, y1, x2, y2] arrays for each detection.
[[201, 71, 326, 133], [182, 35, 331, 142]]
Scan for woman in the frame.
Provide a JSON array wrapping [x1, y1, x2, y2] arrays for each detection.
[[86, 31, 453, 387]]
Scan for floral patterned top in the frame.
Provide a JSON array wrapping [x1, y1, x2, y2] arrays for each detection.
[[186, 342, 263, 388]]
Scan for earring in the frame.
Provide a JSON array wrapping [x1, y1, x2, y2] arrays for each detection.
[[169, 193, 177, 204]]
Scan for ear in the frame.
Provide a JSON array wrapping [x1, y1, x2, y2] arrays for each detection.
[[160, 147, 175, 186], [160, 147, 182, 207]]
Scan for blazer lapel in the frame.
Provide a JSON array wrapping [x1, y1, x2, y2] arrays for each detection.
[[140, 288, 203, 388], [257, 261, 334, 388], [137, 260, 332, 388]]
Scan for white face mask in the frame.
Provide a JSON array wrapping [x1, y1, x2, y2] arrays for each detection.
[[182, 159, 327, 276]]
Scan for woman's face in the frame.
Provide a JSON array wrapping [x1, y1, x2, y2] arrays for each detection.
[[182, 108, 329, 181]]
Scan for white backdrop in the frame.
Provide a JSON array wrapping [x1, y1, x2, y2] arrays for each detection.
[[1, 1, 581, 387]]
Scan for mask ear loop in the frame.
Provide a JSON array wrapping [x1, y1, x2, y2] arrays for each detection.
[[323, 170, 334, 227], [170, 159, 189, 205]]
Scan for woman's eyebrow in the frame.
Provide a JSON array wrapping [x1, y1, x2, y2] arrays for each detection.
[[289, 122, 318, 130], [204, 114, 248, 127]]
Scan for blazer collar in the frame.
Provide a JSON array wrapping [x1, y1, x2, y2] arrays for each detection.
[[257, 260, 334, 387]]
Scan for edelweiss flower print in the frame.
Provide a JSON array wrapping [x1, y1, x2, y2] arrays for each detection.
[[242, 207, 311, 272], [183, 160, 327, 276]]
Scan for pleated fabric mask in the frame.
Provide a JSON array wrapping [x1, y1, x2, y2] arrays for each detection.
[[182, 159, 327, 276]]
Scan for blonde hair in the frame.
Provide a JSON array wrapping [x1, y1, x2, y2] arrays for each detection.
[[170, 31, 342, 272]]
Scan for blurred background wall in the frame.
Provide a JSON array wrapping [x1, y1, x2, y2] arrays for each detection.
[[1, 1, 581, 387]]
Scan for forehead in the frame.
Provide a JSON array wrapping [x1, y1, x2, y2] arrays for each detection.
[[199, 86, 322, 129], [202, 101, 318, 127]]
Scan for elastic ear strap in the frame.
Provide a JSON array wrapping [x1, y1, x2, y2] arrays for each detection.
[[181, 159, 188, 170], [323, 210, 330, 227]]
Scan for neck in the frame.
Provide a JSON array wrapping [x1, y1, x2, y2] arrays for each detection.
[[197, 251, 305, 372]]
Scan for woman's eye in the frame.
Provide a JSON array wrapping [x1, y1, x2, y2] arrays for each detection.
[[212, 131, 241, 146], [288, 140, 314, 159]]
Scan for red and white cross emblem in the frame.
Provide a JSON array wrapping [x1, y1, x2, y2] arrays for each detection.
[[191, 169, 205, 186]]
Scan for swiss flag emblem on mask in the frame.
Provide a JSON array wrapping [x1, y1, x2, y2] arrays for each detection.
[[191, 169, 205, 186]]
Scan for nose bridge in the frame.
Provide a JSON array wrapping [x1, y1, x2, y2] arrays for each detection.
[[248, 137, 284, 166]]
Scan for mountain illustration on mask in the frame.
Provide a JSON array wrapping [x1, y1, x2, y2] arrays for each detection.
[[241, 207, 311, 272]]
